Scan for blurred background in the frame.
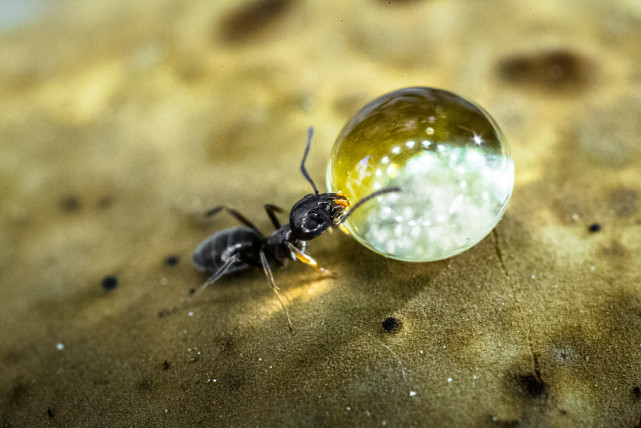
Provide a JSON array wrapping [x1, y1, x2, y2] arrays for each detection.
[[1, 1, 640, 426]]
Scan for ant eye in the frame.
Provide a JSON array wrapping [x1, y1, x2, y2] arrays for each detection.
[[327, 87, 514, 262]]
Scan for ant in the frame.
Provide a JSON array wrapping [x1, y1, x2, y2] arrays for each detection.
[[192, 127, 400, 332]]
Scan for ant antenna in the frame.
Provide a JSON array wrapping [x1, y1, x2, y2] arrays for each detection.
[[339, 186, 402, 224], [301, 127, 319, 194]]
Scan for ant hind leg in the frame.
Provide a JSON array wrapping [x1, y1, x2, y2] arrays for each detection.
[[264, 204, 285, 230], [203, 206, 260, 232], [193, 256, 240, 297]]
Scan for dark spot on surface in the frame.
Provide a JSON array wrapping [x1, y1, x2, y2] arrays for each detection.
[[219, 0, 293, 43], [9, 379, 29, 404], [92, 377, 109, 387], [59, 195, 80, 212], [601, 240, 626, 257], [588, 223, 601, 233], [47, 408, 54, 418], [165, 255, 179, 266], [2, 349, 25, 366], [190, 356, 198, 363], [189, 288, 196, 295], [157, 306, 178, 318], [162, 360, 171, 370], [515, 373, 547, 398], [610, 188, 639, 218], [382, 317, 402, 333], [224, 369, 248, 391], [560, 409, 567, 416], [634, 386, 641, 398], [137, 379, 152, 391], [101, 276, 118, 291], [497, 49, 592, 92], [218, 333, 238, 354], [97, 196, 113, 209]]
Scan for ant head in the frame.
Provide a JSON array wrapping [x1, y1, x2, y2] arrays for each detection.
[[289, 192, 349, 241]]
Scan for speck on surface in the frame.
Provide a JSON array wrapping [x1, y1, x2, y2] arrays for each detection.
[[588, 223, 602, 233], [382, 317, 402, 332], [101, 276, 118, 291], [165, 255, 180, 266]]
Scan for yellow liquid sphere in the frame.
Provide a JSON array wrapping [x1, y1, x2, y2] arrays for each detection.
[[327, 87, 514, 262]]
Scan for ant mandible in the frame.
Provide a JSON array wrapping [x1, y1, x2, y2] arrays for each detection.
[[192, 127, 400, 332]]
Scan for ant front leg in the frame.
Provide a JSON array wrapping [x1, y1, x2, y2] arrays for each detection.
[[285, 242, 336, 278]]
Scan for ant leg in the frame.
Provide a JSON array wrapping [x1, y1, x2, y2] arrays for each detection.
[[203, 206, 260, 232], [285, 242, 336, 277], [300, 127, 319, 194], [259, 250, 293, 333], [264, 204, 285, 230], [193, 255, 240, 296]]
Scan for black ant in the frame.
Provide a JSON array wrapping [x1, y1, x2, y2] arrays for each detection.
[[192, 127, 400, 332]]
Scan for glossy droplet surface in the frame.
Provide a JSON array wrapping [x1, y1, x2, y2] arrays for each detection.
[[327, 87, 514, 262]]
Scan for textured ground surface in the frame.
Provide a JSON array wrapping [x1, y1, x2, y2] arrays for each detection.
[[1, 1, 640, 426]]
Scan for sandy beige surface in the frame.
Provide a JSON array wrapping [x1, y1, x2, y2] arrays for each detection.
[[1, 1, 640, 426]]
